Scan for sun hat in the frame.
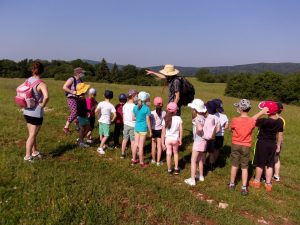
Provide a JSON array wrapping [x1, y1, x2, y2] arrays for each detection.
[[258, 101, 279, 115], [159, 64, 180, 76], [138, 91, 150, 101], [104, 90, 114, 99], [119, 93, 127, 102], [88, 88, 96, 96], [188, 99, 207, 113], [167, 102, 178, 113], [153, 97, 163, 106], [233, 99, 251, 111], [76, 83, 90, 95], [127, 89, 138, 97], [212, 98, 224, 113], [74, 67, 86, 74], [206, 100, 218, 114]]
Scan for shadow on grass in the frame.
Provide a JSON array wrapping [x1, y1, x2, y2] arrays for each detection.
[[49, 143, 78, 158]]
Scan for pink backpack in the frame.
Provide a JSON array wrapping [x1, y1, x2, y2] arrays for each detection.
[[15, 79, 43, 108], [203, 115, 218, 140]]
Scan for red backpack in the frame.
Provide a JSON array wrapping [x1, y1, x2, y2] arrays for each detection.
[[15, 79, 43, 108]]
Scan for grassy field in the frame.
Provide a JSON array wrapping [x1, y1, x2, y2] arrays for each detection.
[[0, 77, 300, 225]]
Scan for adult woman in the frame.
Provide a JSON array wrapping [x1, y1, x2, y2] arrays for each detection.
[[62, 67, 85, 133], [23, 61, 49, 161]]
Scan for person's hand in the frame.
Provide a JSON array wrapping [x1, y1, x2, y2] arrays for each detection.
[[276, 145, 281, 153], [261, 107, 269, 114], [145, 69, 153, 75], [39, 103, 44, 108], [162, 144, 166, 151], [149, 131, 153, 138], [178, 139, 182, 146], [72, 90, 77, 95]]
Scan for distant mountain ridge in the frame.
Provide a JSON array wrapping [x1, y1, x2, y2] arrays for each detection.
[[83, 60, 300, 76]]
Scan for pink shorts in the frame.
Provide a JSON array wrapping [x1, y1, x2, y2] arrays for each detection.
[[165, 138, 179, 155], [192, 140, 207, 152]]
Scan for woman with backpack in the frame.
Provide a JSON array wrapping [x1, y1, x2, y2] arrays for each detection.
[[23, 61, 49, 161], [62, 67, 84, 134], [146, 64, 195, 116]]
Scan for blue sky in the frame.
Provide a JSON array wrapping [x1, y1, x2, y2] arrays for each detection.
[[0, 0, 299, 67]]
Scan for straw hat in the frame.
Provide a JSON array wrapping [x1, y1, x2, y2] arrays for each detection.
[[159, 64, 180, 76], [76, 83, 90, 95]]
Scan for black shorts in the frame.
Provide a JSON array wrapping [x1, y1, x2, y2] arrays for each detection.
[[152, 129, 162, 138], [206, 140, 215, 153], [253, 140, 276, 168], [24, 115, 43, 126], [89, 116, 95, 130], [214, 136, 224, 149]]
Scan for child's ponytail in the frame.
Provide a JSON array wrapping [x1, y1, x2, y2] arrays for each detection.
[[156, 105, 162, 117], [164, 111, 175, 130]]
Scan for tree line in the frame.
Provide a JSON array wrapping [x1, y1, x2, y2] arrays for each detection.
[[0, 58, 160, 86], [195, 68, 300, 105]]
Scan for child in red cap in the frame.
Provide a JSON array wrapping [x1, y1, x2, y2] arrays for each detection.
[[249, 101, 284, 192]]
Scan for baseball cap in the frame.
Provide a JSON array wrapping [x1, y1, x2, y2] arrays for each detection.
[[88, 88, 96, 96], [138, 91, 150, 101], [153, 97, 163, 106], [205, 100, 218, 114], [212, 98, 224, 113], [258, 101, 279, 115], [104, 90, 113, 99], [188, 99, 207, 113], [127, 89, 138, 98], [233, 99, 251, 111], [119, 93, 127, 102], [167, 102, 178, 113]]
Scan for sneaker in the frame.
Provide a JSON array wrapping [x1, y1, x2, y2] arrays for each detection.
[[167, 169, 173, 174], [184, 178, 196, 186], [228, 183, 236, 190], [249, 180, 261, 189], [140, 162, 149, 168], [174, 168, 180, 175], [273, 175, 280, 182], [79, 142, 89, 148], [120, 154, 126, 159], [151, 160, 156, 164], [156, 161, 163, 166], [24, 156, 33, 162], [198, 176, 205, 182], [86, 139, 93, 144], [241, 188, 248, 196], [265, 183, 272, 192], [131, 159, 139, 165], [32, 151, 41, 158], [97, 147, 105, 154], [63, 127, 70, 134]]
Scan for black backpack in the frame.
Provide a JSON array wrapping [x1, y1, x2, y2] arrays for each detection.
[[177, 77, 195, 105]]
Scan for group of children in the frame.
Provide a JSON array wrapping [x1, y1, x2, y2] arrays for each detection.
[[74, 82, 285, 196]]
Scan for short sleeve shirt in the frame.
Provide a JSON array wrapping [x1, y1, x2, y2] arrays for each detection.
[[256, 118, 284, 141], [162, 116, 182, 140], [230, 117, 256, 147], [123, 102, 136, 127], [192, 115, 205, 143], [150, 110, 166, 130], [96, 101, 116, 124], [215, 112, 229, 136], [168, 77, 181, 103], [133, 104, 151, 132]]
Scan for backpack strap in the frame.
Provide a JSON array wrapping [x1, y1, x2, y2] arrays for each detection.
[[29, 79, 43, 89]]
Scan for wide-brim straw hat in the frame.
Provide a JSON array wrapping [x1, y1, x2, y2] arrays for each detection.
[[159, 64, 180, 76], [76, 83, 90, 95]]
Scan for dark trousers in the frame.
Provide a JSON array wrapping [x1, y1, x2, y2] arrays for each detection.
[[114, 123, 124, 146]]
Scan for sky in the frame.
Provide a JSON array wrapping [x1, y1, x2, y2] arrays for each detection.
[[0, 0, 300, 67]]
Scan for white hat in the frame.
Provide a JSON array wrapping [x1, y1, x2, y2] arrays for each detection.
[[188, 99, 207, 113], [88, 88, 96, 95], [159, 64, 180, 76]]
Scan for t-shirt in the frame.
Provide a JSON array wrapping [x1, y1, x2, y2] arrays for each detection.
[[162, 116, 182, 141], [96, 101, 116, 124], [167, 77, 181, 104], [215, 112, 229, 136], [192, 115, 205, 143], [133, 104, 151, 132], [230, 117, 256, 147], [256, 118, 284, 141], [86, 97, 97, 117], [123, 102, 136, 127], [150, 110, 166, 130], [115, 103, 124, 124], [77, 97, 88, 118]]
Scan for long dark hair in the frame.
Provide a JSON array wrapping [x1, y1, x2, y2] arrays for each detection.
[[156, 105, 162, 117], [164, 111, 176, 130]]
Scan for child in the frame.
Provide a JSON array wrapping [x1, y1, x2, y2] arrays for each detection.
[[86, 88, 98, 143], [249, 101, 283, 192], [120, 89, 138, 159], [213, 99, 229, 161], [131, 91, 152, 167], [229, 99, 267, 196], [184, 99, 207, 186], [76, 83, 91, 148], [95, 90, 116, 155], [273, 102, 285, 182], [162, 102, 183, 175], [150, 97, 166, 166], [113, 93, 127, 148]]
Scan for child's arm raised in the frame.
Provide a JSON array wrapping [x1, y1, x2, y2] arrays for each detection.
[[252, 107, 268, 120]]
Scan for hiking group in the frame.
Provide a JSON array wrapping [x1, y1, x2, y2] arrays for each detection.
[[16, 62, 285, 196]]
